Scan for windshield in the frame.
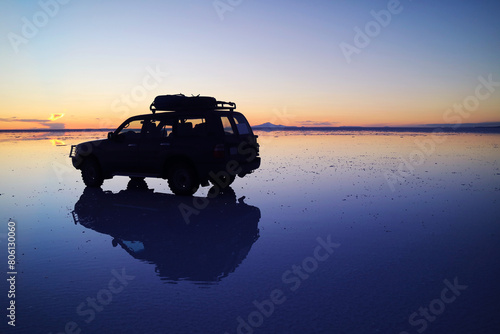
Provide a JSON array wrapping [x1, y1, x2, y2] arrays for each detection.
[[116, 119, 143, 138]]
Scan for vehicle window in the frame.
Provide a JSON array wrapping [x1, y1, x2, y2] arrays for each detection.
[[221, 116, 234, 135], [141, 119, 162, 138], [159, 124, 173, 138], [117, 119, 143, 138], [172, 118, 206, 136], [233, 114, 251, 135]]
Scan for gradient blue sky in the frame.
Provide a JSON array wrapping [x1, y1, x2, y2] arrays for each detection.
[[0, 0, 499, 129]]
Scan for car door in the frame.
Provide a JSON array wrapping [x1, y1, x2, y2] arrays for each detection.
[[105, 119, 143, 174], [169, 116, 213, 164], [135, 119, 169, 175]]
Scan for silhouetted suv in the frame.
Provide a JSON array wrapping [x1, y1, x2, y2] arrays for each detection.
[[69, 94, 260, 195]]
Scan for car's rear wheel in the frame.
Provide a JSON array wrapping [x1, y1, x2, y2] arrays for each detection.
[[81, 158, 104, 187], [168, 162, 199, 196]]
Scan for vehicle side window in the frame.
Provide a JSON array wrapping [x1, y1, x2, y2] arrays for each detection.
[[189, 118, 207, 136], [172, 118, 206, 136], [141, 120, 162, 138], [233, 114, 251, 135], [221, 116, 234, 135], [159, 124, 173, 138]]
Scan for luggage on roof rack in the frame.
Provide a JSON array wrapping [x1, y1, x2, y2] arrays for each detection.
[[150, 94, 236, 113]]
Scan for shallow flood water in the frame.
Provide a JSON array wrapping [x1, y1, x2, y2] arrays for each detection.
[[1, 130, 499, 333]]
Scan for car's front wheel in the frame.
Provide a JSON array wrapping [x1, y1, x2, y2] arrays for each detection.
[[168, 162, 199, 196], [81, 158, 104, 187]]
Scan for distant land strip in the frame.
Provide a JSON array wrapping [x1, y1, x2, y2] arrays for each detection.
[[1, 126, 500, 134], [251, 126, 500, 134]]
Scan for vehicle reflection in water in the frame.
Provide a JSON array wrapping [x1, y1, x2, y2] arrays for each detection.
[[72, 180, 261, 284]]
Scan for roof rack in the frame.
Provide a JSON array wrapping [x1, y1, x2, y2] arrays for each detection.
[[215, 101, 236, 111], [149, 101, 236, 114], [149, 94, 236, 114]]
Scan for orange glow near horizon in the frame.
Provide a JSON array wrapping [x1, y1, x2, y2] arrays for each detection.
[[1, 108, 499, 130], [0, 94, 499, 130]]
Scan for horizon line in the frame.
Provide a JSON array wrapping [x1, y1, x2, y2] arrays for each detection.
[[1, 124, 500, 133]]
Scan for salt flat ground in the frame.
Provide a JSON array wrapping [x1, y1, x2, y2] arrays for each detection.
[[0, 130, 499, 334]]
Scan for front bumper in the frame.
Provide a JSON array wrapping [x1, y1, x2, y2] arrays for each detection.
[[69, 145, 83, 169]]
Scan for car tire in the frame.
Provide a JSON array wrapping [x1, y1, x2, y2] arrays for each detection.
[[81, 158, 104, 187], [168, 162, 199, 196]]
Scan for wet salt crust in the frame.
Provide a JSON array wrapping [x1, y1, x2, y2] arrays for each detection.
[[0, 130, 498, 333]]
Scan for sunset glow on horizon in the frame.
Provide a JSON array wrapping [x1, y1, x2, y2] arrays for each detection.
[[1, 0, 499, 130]]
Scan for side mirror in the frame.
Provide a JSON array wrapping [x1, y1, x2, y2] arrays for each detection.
[[108, 132, 114, 140]]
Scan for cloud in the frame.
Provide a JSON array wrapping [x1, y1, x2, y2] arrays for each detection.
[[0, 114, 65, 129], [298, 120, 339, 127], [48, 113, 65, 121], [0, 118, 48, 123]]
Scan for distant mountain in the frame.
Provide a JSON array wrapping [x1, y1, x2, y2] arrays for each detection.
[[253, 122, 295, 129]]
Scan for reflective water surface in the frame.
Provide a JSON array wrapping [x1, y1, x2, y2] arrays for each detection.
[[0, 130, 499, 333]]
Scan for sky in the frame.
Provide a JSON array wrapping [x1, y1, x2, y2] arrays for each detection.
[[0, 0, 499, 129]]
